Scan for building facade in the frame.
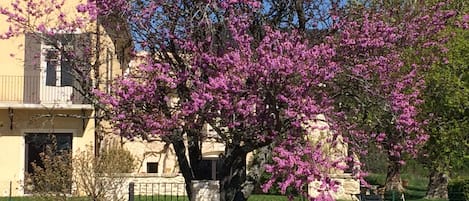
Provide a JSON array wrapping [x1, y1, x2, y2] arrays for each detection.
[[0, 0, 130, 196]]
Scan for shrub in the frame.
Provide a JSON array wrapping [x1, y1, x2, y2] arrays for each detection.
[[73, 145, 136, 201], [448, 179, 469, 201], [97, 146, 135, 174], [25, 145, 72, 201]]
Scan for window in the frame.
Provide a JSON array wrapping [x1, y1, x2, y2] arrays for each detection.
[[45, 50, 58, 86], [44, 34, 75, 87], [147, 162, 158, 173]]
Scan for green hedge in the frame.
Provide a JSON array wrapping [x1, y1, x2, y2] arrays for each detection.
[[448, 179, 469, 201]]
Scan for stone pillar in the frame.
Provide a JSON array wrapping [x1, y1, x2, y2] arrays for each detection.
[[191, 180, 220, 201]]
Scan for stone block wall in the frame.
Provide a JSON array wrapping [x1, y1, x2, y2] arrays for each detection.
[[99, 173, 187, 201], [308, 173, 360, 201], [191, 180, 220, 201]]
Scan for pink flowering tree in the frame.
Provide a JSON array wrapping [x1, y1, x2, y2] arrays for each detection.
[[98, 1, 345, 200], [94, 0, 460, 200], [332, 1, 465, 191], [1, 0, 464, 200]]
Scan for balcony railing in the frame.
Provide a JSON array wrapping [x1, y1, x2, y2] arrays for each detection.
[[0, 75, 89, 105]]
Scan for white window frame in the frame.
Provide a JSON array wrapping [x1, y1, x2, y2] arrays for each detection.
[[41, 35, 75, 87]]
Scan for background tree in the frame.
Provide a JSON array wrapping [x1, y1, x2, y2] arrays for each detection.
[[420, 1, 469, 197], [332, 0, 466, 191]]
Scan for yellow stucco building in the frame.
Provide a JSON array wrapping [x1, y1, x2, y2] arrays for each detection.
[[0, 0, 130, 196]]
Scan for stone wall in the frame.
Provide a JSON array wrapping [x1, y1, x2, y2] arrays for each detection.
[[308, 173, 360, 201], [191, 180, 220, 201], [116, 176, 223, 201], [129, 174, 187, 196], [99, 174, 187, 201]]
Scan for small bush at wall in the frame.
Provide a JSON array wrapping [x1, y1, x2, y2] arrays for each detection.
[[73, 145, 136, 201], [97, 146, 135, 174]]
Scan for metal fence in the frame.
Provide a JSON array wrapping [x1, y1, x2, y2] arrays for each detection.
[[127, 182, 309, 201], [128, 182, 188, 201]]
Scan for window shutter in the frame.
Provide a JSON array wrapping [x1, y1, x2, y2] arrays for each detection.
[[24, 33, 42, 103], [61, 56, 73, 86], [60, 34, 74, 86], [24, 33, 42, 71]]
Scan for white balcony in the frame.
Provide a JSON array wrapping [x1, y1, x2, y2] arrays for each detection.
[[0, 75, 91, 108]]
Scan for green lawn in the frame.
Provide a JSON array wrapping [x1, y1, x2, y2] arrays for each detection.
[[0, 174, 442, 201], [365, 174, 447, 201], [0, 195, 301, 201], [249, 194, 307, 201], [0, 197, 88, 201], [133, 194, 305, 201]]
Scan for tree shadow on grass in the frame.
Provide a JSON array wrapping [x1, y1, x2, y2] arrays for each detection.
[[406, 186, 427, 192], [404, 192, 426, 200]]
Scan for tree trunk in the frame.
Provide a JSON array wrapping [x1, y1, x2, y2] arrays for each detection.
[[187, 130, 203, 179], [172, 137, 194, 200], [219, 147, 248, 201], [93, 17, 102, 158], [425, 169, 449, 199], [385, 160, 404, 192], [240, 145, 272, 198]]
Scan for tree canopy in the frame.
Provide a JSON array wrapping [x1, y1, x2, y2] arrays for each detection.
[[420, 3, 469, 197]]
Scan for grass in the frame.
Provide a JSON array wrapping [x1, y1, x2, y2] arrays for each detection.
[[0, 195, 302, 201], [0, 196, 183, 201], [0, 173, 444, 201], [365, 173, 447, 201], [0, 197, 88, 201], [133, 194, 306, 201], [248, 194, 307, 201]]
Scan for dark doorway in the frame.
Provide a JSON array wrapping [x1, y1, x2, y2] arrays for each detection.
[[197, 159, 219, 180], [24, 133, 73, 193], [25, 133, 72, 174]]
